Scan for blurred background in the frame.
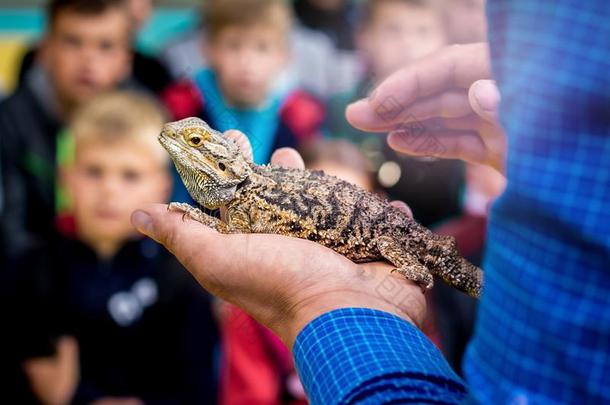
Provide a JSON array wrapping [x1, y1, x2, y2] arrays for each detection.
[[0, 1, 503, 404], [0, 0, 201, 93]]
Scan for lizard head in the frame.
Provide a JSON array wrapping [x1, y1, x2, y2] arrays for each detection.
[[159, 117, 252, 209]]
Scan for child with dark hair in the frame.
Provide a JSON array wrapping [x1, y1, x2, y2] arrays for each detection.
[[220, 139, 444, 404], [19, 92, 219, 405], [18, 0, 172, 96], [0, 2, 135, 401], [219, 139, 375, 405], [0, 0, 133, 261]]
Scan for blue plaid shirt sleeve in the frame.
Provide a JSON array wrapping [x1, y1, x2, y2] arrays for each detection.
[[294, 1, 609, 404], [293, 308, 467, 405], [464, 1, 610, 403]]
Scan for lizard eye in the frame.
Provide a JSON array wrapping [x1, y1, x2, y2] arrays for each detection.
[[187, 135, 202, 147], [218, 162, 226, 171]]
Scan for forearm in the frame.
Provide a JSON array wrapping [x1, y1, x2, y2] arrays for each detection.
[[293, 308, 467, 405]]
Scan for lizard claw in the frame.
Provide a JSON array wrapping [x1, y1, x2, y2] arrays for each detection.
[[391, 267, 433, 294]]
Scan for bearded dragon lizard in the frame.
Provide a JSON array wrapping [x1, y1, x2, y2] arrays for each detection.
[[159, 117, 483, 298]]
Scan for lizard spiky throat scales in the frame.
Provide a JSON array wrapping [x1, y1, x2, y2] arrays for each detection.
[[159, 117, 484, 298]]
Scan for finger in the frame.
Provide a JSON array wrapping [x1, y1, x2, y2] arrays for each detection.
[[389, 201, 413, 218], [469, 79, 501, 123], [384, 115, 484, 139], [401, 91, 473, 122], [387, 130, 487, 164], [224, 130, 253, 162], [432, 114, 484, 131], [271, 147, 305, 169], [346, 43, 491, 131], [349, 91, 474, 132]]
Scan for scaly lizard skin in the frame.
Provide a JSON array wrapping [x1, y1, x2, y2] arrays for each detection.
[[159, 117, 483, 298]]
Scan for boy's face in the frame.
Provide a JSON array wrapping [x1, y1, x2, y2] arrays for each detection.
[[359, 1, 446, 80], [42, 8, 132, 109], [207, 25, 288, 108], [66, 137, 170, 248]]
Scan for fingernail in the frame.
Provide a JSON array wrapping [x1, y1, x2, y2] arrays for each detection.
[[346, 99, 368, 111], [271, 148, 305, 169], [473, 81, 500, 112], [390, 201, 413, 218], [131, 210, 153, 235]]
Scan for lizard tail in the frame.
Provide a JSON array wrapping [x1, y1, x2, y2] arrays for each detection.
[[459, 258, 484, 299]]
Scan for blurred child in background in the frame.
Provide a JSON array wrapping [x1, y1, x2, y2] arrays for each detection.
[[163, 0, 323, 167], [220, 139, 444, 404], [0, 0, 133, 261], [162, 0, 362, 101], [18, 0, 172, 97], [0, 2, 134, 401], [219, 140, 374, 405], [293, 0, 358, 51], [324, 0, 489, 372], [326, 0, 464, 227], [18, 92, 219, 405]]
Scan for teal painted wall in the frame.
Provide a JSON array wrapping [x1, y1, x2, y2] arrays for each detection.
[[0, 7, 200, 53]]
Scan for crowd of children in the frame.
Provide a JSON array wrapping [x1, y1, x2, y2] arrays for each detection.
[[0, 0, 501, 404]]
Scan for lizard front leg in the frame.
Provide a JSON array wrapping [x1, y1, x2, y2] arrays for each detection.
[[168, 202, 237, 234], [374, 235, 434, 293]]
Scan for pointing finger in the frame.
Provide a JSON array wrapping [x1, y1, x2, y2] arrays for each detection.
[[346, 43, 492, 132]]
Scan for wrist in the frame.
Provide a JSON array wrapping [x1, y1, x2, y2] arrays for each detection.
[[282, 290, 420, 349]]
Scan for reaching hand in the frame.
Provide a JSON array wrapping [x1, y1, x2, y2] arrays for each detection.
[[132, 145, 425, 348], [346, 43, 506, 174]]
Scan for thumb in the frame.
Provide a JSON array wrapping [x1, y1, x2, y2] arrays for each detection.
[[468, 79, 500, 123], [389, 200, 413, 218], [271, 147, 305, 169], [131, 209, 155, 238], [130, 204, 219, 255], [131, 204, 236, 295]]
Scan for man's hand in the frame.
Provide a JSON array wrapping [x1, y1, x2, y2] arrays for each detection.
[[132, 147, 424, 348], [346, 43, 506, 173]]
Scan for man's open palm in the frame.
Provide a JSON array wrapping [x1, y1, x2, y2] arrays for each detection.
[[132, 148, 425, 348]]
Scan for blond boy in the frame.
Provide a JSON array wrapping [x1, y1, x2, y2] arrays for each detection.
[[163, 0, 323, 165], [21, 92, 219, 405]]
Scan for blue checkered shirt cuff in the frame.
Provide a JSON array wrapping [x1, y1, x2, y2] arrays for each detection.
[[293, 307, 467, 404]]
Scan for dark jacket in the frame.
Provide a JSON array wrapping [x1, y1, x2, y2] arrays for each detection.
[[0, 81, 60, 262], [19, 236, 220, 405]]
